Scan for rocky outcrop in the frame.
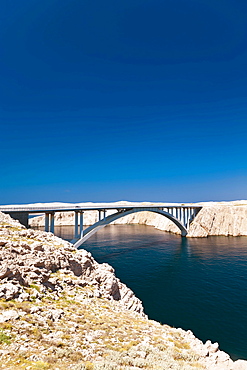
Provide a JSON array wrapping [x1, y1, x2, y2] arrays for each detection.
[[29, 200, 247, 238], [187, 203, 247, 237], [0, 211, 144, 314]]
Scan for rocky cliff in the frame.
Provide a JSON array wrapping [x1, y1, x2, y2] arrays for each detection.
[[29, 200, 247, 237], [1, 212, 247, 369], [0, 212, 143, 314], [187, 202, 247, 237]]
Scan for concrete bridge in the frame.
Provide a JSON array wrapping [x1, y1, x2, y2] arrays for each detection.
[[0, 203, 202, 247]]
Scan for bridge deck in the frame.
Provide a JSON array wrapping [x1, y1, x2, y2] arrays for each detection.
[[0, 203, 202, 214]]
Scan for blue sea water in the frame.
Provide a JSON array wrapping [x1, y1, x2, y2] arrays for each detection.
[[51, 224, 247, 360]]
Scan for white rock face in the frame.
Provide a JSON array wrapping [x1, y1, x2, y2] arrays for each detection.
[[0, 309, 20, 323], [188, 204, 247, 237], [233, 360, 247, 370], [29, 200, 247, 238]]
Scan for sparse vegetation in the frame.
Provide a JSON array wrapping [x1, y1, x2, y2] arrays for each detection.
[[0, 329, 11, 344], [0, 288, 205, 369]]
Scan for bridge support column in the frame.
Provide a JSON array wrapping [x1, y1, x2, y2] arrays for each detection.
[[45, 212, 55, 233], [188, 208, 192, 224], [98, 210, 101, 221], [182, 208, 185, 227], [188, 208, 190, 223], [50, 213, 55, 233], [186, 208, 189, 228], [190, 208, 194, 221], [45, 213, 49, 232], [80, 211, 84, 237], [74, 211, 79, 239]]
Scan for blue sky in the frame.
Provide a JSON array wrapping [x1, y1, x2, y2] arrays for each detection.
[[1, 0, 247, 204]]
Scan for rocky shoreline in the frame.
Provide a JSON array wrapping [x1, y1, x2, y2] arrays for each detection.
[[0, 211, 247, 369]]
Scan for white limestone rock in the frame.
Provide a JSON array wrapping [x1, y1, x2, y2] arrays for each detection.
[[188, 204, 247, 237], [0, 212, 145, 315], [0, 282, 21, 300], [0, 309, 20, 323], [232, 360, 247, 370]]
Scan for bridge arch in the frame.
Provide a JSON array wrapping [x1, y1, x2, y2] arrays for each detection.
[[74, 207, 188, 248]]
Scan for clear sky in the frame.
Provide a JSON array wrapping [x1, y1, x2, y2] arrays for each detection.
[[1, 0, 247, 204]]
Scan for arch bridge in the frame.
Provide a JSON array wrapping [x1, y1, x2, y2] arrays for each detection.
[[0, 204, 202, 247]]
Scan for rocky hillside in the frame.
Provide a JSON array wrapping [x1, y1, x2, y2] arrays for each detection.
[[29, 200, 247, 237], [0, 212, 247, 370], [0, 212, 143, 314]]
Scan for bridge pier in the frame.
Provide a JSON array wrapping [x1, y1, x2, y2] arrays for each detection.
[[50, 213, 55, 233], [181, 208, 184, 227], [74, 212, 79, 239], [45, 213, 49, 232], [98, 210, 106, 222], [74, 211, 84, 239], [80, 211, 84, 237], [45, 212, 55, 233], [189, 208, 191, 223], [189, 208, 193, 224]]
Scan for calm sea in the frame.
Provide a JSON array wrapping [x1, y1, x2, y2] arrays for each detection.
[[37, 224, 247, 360]]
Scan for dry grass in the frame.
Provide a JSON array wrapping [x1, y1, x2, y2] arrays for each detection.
[[0, 287, 204, 370]]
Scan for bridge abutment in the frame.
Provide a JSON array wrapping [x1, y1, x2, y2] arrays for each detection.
[[6, 212, 29, 228]]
